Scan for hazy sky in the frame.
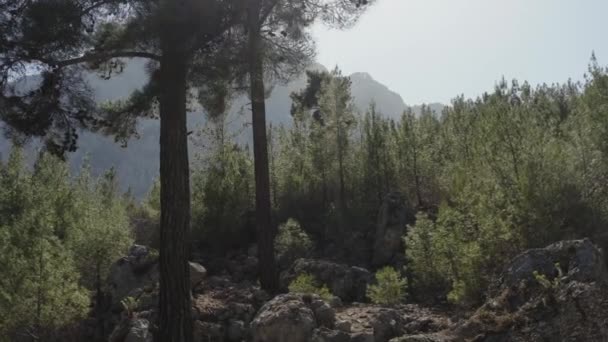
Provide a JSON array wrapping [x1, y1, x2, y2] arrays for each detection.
[[311, 0, 608, 105]]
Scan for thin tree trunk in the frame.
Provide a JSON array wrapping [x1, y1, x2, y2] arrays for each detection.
[[157, 3, 193, 339], [412, 136, 423, 208], [95, 262, 104, 340], [337, 125, 347, 217], [248, 0, 279, 293], [36, 243, 43, 339]]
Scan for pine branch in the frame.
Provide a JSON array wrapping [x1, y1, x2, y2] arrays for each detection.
[[41, 51, 161, 69]]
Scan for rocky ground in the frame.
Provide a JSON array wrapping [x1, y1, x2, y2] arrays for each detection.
[[101, 238, 608, 342]]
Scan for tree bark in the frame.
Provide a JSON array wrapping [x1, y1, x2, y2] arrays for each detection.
[[157, 2, 193, 339], [248, 0, 279, 293]]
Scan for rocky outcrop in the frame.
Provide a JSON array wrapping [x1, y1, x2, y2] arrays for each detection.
[[372, 192, 411, 267], [192, 276, 269, 341], [394, 239, 608, 342], [498, 238, 608, 290], [107, 245, 160, 309], [335, 305, 450, 342], [107, 245, 208, 310], [281, 259, 373, 302], [250, 294, 450, 342]]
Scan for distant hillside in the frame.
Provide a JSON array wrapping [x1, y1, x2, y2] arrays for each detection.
[[1, 61, 444, 198]]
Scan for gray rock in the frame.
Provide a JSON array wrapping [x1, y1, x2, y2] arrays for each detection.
[[329, 295, 343, 308], [373, 192, 410, 267], [281, 259, 373, 302], [372, 309, 406, 342], [108, 247, 209, 310], [189, 262, 207, 288], [107, 246, 159, 308], [500, 238, 608, 289], [311, 299, 336, 328], [124, 319, 153, 342], [251, 294, 317, 342]]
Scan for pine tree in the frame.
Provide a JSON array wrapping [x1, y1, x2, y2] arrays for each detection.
[[243, 0, 375, 292], [0, 1, 244, 339]]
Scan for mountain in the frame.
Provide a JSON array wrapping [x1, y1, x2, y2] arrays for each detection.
[[1, 62, 444, 198]]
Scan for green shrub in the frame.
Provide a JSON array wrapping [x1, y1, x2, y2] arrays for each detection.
[[121, 296, 139, 318], [275, 218, 313, 267], [405, 201, 515, 306], [366, 266, 407, 305], [288, 273, 332, 301]]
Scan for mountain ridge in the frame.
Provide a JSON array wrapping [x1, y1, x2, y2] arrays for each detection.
[[1, 62, 445, 198]]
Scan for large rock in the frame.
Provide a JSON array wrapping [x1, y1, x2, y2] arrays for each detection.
[[405, 239, 608, 342], [281, 259, 373, 302], [107, 245, 159, 308], [499, 238, 608, 289], [250, 294, 317, 342], [250, 293, 336, 342], [372, 192, 411, 267], [107, 245, 210, 309]]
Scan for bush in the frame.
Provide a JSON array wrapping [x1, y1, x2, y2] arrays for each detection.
[[405, 201, 515, 306], [288, 273, 332, 301], [366, 266, 407, 305], [275, 218, 313, 268]]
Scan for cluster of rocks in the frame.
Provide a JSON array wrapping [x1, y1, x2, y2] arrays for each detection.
[[105, 238, 608, 342], [191, 275, 270, 341], [249, 294, 449, 342], [105, 245, 208, 342], [396, 239, 608, 342]]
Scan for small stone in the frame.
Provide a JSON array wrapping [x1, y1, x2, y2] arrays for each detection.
[[189, 262, 207, 288]]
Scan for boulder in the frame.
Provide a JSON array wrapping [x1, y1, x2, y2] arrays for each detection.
[[281, 259, 373, 302], [372, 192, 411, 267], [499, 238, 608, 289], [107, 245, 159, 308], [250, 294, 317, 342], [310, 298, 336, 328], [424, 239, 608, 342], [107, 245, 211, 309]]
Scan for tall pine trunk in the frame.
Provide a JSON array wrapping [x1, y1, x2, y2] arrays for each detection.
[[157, 2, 193, 339], [248, 0, 279, 293]]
